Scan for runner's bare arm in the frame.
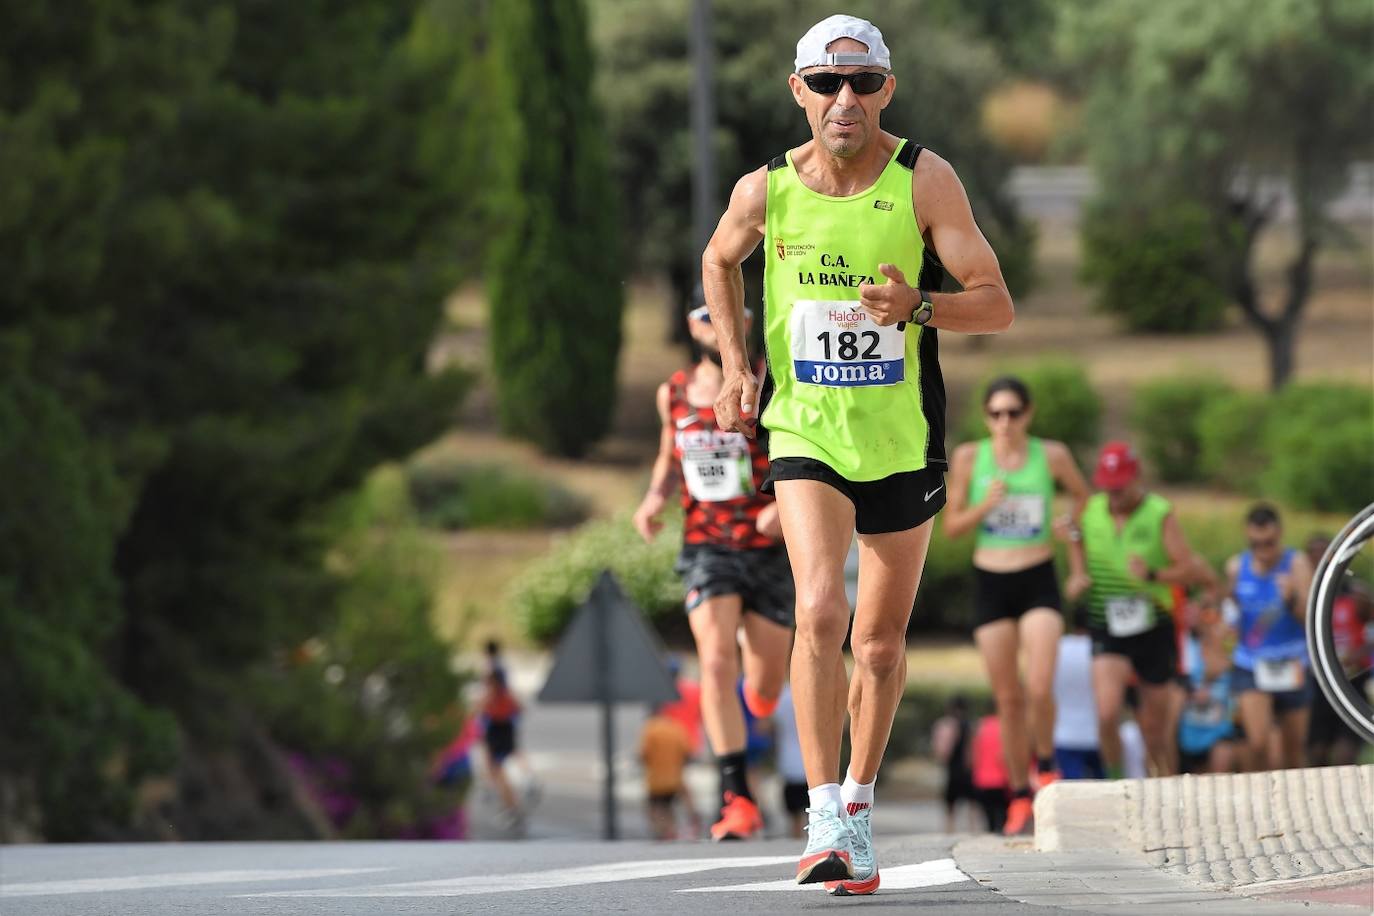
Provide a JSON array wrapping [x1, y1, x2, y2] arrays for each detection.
[[702, 167, 767, 436], [941, 442, 997, 538], [1151, 511, 1200, 585], [1046, 440, 1092, 520], [1283, 551, 1314, 620], [632, 383, 679, 542], [913, 153, 1014, 334]]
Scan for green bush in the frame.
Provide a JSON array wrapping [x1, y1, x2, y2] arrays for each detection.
[[513, 512, 684, 644], [956, 360, 1103, 463], [255, 467, 468, 838], [1196, 383, 1373, 513], [406, 459, 588, 531], [1081, 198, 1229, 333], [1132, 376, 1235, 483], [1261, 384, 1374, 513]]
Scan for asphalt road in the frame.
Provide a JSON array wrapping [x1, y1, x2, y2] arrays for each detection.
[[0, 835, 1059, 916]]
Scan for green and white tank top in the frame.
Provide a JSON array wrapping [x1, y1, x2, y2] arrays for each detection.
[[968, 437, 1054, 549], [761, 139, 946, 481], [1081, 491, 1175, 636]]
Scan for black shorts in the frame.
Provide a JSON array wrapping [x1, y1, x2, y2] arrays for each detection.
[[675, 544, 795, 628], [973, 560, 1063, 629], [484, 720, 517, 762], [782, 780, 809, 814], [1090, 620, 1179, 686], [763, 457, 947, 535]]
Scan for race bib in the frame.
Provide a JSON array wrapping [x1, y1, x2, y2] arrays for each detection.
[[1183, 699, 1226, 728], [1254, 658, 1303, 693], [982, 494, 1046, 540], [789, 299, 905, 387], [1106, 596, 1155, 638], [682, 447, 753, 503]]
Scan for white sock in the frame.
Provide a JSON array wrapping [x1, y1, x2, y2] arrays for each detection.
[[841, 771, 875, 812], [807, 782, 842, 812]]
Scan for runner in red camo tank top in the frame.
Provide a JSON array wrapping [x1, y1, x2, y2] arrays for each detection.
[[633, 295, 795, 842]]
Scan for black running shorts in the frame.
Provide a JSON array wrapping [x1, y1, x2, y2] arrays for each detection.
[[763, 457, 947, 535], [973, 560, 1063, 629], [675, 544, 795, 628], [1090, 620, 1178, 686]]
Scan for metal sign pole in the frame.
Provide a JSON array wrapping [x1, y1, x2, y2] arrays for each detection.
[[595, 584, 617, 840]]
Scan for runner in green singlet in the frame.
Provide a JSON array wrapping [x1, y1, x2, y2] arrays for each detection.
[[701, 14, 1013, 893], [943, 376, 1091, 836]]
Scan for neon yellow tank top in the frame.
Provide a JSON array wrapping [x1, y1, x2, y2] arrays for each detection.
[[761, 139, 946, 481]]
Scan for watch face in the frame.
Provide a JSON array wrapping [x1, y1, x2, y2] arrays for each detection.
[[915, 304, 933, 325]]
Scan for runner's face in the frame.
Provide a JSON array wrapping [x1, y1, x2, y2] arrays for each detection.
[[789, 38, 893, 158], [1246, 522, 1283, 566], [1105, 481, 1142, 514], [984, 392, 1030, 441]]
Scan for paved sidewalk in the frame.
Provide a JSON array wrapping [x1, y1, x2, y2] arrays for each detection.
[[959, 765, 1374, 913]]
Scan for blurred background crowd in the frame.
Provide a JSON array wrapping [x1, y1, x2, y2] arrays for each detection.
[[1, 0, 1370, 843]]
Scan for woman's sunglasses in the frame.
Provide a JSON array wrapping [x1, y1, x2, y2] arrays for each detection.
[[986, 407, 1026, 421], [801, 71, 889, 96]]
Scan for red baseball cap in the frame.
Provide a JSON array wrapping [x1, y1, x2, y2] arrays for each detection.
[[1093, 441, 1141, 489]]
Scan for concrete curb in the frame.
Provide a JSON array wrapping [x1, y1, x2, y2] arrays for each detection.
[[1032, 765, 1374, 892]]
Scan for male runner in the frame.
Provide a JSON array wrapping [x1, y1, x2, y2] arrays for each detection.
[[702, 14, 1013, 893], [633, 299, 793, 840], [1226, 504, 1314, 770], [1065, 442, 1212, 779]]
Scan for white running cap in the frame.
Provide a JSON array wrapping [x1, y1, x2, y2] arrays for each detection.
[[794, 14, 890, 73]]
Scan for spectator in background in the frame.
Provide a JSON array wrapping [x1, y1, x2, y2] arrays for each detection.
[[931, 695, 978, 833], [1304, 533, 1373, 767], [970, 713, 1010, 832], [659, 656, 705, 837], [1178, 599, 1238, 774], [484, 639, 506, 679], [640, 702, 694, 840], [773, 684, 809, 839], [1053, 611, 1104, 779], [480, 668, 523, 820], [1227, 504, 1314, 771]]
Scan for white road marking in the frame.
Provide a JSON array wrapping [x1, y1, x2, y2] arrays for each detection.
[[0, 868, 389, 898], [241, 855, 798, 898], [680, 858, 970, 893]]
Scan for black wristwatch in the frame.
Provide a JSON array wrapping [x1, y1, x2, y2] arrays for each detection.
[[898, 288, 933, 331]]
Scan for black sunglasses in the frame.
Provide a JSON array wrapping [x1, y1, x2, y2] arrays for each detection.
[[801, 71, 889, 96], [986, 407, 1026, 420]]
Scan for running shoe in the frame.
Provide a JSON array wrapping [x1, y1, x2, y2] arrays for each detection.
[[1003, 795, 1034, 836], [710, 791, 763, 841], [1035, 769, 1062, 791], [796, 801, 854, 884], [826, 804, 879, 895]]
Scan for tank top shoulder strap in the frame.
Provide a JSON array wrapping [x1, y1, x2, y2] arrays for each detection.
[[896, 139, 924, 170]]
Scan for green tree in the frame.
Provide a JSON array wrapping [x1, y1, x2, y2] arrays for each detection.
[[486, 0, 625, 457], [1061, 0, 1374, 387], [0, 0, 480, 837], [590, 0, 1035, 340]]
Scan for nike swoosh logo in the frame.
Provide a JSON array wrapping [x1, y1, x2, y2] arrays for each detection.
[[675, 415, 698, 429], [924, 485, 944, 501]]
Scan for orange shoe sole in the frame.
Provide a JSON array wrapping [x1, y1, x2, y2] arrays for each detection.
[[826, 870, 880, 896]]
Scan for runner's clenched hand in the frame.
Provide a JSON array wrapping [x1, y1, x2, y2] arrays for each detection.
[[857, 263, 916, 327], [714, 369, 758, 438]]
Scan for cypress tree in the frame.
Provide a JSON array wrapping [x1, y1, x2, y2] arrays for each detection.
[[486, 0, 624, 457]]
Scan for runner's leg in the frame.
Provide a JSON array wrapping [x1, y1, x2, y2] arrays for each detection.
[[1020, 608, 1064, 770], [775, 479, 856, 789], [1136, 681, 1176, 776], [1092, 654, 1131, 775], [1237, 690, 1276, 772], [740, 613, 792, 716], [1278, 707, 1309, 770], [688, 595, 747, 758], [847, 519, 933, 782], [975, 619, 1030, 793]]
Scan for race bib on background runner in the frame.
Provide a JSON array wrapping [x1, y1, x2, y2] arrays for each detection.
[[682, 446, 753, 502], [1254, 658, 1303, 692], [982, 494, 1046, 540], [789, 299, 905, 387], [1106, 595, 1155, 638]]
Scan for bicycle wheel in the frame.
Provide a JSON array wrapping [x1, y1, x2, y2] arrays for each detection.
[[1306, 502, 1374, 745]]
